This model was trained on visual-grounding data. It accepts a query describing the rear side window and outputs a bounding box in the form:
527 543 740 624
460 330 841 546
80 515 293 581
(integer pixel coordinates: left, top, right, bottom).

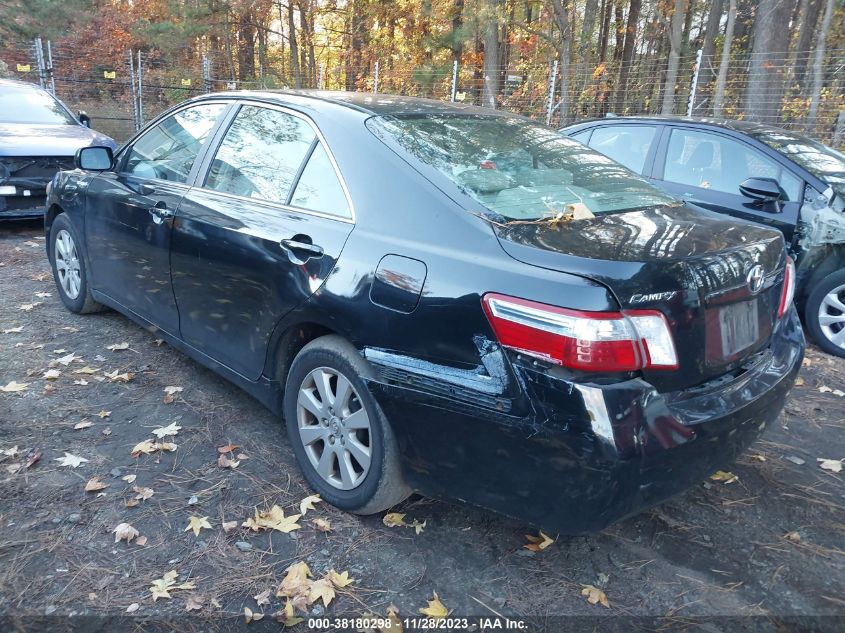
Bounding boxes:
205 105 316 203
124 103 226 183
290 143 351 218
588 125 656 174
664 128 802 201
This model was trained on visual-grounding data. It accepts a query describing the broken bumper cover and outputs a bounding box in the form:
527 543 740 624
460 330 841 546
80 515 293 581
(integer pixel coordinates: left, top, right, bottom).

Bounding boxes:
368 308 804 534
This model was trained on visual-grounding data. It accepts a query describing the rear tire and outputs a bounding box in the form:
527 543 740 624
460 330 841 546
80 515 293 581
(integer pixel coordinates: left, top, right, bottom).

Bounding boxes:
283 335 410 514
49 214 105 314
805 268 845 358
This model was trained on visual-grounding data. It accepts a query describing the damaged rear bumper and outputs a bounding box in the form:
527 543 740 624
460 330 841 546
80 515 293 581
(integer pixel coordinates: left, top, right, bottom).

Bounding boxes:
366 309 804 534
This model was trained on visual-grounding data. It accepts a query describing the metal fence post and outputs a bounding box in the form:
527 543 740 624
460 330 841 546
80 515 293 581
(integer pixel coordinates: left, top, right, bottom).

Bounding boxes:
545 60 559 126
373 61 379 94
137 50 144 127
687 48 703 117
34 38 46 89
450 60 458 102
318 63 325 90
833 111 845 149
46 40 56 95
129 50 139 131
202 54 212 93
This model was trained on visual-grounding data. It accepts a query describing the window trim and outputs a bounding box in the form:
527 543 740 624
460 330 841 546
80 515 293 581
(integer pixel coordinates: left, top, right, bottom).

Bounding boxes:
194 100 356 224
116 100 233 187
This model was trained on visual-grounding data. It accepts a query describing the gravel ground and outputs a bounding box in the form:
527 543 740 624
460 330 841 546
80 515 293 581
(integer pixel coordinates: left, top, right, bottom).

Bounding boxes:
1 221 843 633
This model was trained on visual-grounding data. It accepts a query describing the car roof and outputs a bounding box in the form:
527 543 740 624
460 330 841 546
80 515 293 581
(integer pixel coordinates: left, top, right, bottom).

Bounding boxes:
0 78 48 92
562 114 809 141
194 89 510 118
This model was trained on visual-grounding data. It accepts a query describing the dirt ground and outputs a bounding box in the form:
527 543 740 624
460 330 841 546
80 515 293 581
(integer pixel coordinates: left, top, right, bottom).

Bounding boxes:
1 221 844 633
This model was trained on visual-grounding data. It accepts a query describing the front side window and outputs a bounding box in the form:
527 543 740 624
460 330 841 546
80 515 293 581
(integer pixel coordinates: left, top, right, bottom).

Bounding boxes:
369 114 677 221
124 103 226 183
588 125 657 174
205 105 316 203
664 128 801 201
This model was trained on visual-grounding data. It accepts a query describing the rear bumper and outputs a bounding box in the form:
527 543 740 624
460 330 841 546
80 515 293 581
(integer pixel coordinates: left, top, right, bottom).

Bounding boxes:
368 308 804 534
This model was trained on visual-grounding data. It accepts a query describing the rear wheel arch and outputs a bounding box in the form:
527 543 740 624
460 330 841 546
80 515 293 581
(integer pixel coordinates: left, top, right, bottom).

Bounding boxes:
795 244 845 306
267 321 339 387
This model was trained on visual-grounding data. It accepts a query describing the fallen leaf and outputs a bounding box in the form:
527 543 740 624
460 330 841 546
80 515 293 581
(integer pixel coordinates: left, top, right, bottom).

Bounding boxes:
279 599 303 626
524 531 555 551
52 352 79 366
244 606 264 624
73 379 89 386
149 570 179 601
126 603 140 613
217 443 238 453
34 291 51 298
107 342 130 351
156 441 177 452
222 520 238 533
97 410 111 418
750 454 767 462
243 506 301 533
581 584 610 608
419 592 448 620
113 522 139 543
55 452 88 468
131 440 157 456
163 385 183 404
74 420 93 430
133 486 154 501
218 453 240 469
1 445 19 457
105 370 133 383
2 326 23 334
785 531 801 543
18 302 41 311
299 494 321 516
73 366 99 375
135 535 148 546
0 381 29 393
101 427 112 436
383 512 407 528
152 422 181 438
312 518 332 532
185 515 212 537
710 470 739 484
85 477 108 492
412 519 426 535
818 458 843 473
185 594 204 611
794 377 805 386
327 570 353 588
42 369 61 381
125 499 139 508
122 474 137 483
308 578 335 607
25 450 40 469
276 561 312 599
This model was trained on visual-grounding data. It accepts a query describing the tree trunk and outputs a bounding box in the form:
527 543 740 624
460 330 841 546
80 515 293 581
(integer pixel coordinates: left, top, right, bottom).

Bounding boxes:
612 0 624 62
712 0 736 117
346 0 366 90
451 0 465 63
744 0 797 123
805 0 835 132
237 8 256 82
794 0 823 89
287 1 301 88
549 0 572 123
481 0 501 108
576 0 600 105
661 0 685 114
614 0 641 113
598 0 612 63
695 0 722 113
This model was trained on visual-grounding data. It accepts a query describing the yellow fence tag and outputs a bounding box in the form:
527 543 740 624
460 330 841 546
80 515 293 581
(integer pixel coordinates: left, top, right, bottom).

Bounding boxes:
103 70 116 80
16 64 31 72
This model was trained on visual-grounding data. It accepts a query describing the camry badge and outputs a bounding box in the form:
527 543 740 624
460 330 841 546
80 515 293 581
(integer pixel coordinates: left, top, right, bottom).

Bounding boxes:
746 264 765 294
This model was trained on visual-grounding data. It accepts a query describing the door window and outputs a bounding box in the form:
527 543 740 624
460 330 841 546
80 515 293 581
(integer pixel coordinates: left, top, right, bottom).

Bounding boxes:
664 128 801 201
123 103 226 183
205 105 316 204
290 143 351 218
588 125 657 173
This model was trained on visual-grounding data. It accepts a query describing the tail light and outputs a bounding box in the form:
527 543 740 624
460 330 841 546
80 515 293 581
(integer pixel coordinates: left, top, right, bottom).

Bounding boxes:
482 293 678 372
777 257 796 319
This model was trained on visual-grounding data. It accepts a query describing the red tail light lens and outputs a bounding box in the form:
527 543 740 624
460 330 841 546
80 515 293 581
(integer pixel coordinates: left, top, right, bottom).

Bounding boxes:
482 293 678 372
777 257 796 319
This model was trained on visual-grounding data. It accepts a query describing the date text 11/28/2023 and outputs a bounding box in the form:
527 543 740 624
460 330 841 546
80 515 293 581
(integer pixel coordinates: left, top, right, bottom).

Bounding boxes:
306 616 529 630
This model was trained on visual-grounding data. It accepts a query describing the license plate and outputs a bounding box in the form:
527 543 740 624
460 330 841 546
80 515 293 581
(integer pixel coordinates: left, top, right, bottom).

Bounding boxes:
719 300 760 357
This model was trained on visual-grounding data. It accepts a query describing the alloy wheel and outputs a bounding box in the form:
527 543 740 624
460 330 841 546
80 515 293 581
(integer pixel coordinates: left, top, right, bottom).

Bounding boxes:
818 284 845 349
296 366 372 490
54 229 82 300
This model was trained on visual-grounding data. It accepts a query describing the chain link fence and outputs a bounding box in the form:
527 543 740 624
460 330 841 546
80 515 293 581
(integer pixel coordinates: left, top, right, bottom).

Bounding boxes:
3 38 844 149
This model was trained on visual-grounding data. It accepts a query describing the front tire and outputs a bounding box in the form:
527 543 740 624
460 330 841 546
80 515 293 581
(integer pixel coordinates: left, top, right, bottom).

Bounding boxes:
805 268 845 358
49 214 104 314
283 335 410 514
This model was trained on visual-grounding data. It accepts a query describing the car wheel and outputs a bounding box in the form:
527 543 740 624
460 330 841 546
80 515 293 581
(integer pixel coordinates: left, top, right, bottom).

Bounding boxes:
49 214 104 314
283 335 410 514
805 268 845 358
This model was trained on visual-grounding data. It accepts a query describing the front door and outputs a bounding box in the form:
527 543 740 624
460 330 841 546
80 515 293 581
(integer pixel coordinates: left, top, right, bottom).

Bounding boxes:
171 103 355 379
84 102 228 333
655 127 803 243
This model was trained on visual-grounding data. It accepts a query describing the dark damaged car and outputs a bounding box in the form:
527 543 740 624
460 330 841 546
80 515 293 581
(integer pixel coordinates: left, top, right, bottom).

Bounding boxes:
0 79 116 219
44 92 803 533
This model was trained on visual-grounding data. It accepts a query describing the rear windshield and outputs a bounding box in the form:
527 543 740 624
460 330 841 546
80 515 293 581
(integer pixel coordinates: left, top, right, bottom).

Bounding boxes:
372 114 677 220
752 129 845 198
0 85 76 125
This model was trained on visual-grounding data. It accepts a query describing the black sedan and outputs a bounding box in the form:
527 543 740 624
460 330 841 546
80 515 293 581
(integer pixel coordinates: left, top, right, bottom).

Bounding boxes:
45 92 803 533
561 116 845 358
0 79 116 220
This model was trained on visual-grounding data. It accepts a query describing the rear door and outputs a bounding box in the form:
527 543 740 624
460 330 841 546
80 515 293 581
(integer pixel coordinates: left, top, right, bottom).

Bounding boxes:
84 102 228 333
654 126 803 242
170 102 354 379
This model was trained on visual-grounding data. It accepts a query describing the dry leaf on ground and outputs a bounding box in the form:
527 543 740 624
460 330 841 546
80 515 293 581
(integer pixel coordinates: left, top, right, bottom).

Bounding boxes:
524 531 554 551
419 592 448 620
185 516 212 537
113 522 140 543
299 494 321 516
581 584 610 608
55 452 88 468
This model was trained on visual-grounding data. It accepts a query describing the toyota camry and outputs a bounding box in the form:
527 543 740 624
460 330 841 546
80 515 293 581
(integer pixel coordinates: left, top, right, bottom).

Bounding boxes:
44 91 804 533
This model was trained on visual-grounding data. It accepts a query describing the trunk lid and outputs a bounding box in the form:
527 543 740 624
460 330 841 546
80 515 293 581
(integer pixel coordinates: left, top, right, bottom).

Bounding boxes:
494 205 786 392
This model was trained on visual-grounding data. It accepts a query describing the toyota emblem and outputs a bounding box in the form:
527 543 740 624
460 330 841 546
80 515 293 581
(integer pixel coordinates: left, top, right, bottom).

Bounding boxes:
746 264 765 294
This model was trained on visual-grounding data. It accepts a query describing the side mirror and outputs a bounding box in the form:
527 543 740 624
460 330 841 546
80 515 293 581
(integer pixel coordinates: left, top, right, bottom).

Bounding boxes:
739 177 782 204
75 146 114 171
78 111 91 127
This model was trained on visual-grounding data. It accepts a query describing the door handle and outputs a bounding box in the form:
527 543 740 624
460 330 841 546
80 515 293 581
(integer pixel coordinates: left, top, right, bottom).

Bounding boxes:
280 235 324 262
149 201 173 224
